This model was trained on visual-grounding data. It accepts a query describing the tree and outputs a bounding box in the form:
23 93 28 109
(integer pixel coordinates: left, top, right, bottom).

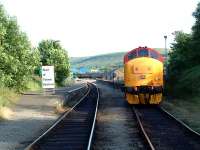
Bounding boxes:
167 2 200 95
168 31 192 78
0 5 39 91
191 2 200 65
38 40 70 85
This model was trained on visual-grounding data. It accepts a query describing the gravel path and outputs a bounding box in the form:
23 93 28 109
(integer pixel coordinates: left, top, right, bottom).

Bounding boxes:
93 82 146 150
0 83 85 150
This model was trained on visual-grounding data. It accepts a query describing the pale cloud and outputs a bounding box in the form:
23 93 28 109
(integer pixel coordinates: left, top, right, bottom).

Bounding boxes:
1 0 198 57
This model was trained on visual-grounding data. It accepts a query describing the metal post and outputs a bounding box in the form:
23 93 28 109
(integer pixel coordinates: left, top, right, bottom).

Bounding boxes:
164 35 167 62
164 35 168 80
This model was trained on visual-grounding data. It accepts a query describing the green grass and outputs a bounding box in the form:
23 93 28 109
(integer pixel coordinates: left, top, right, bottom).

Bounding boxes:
63 78 75 86
26 76 75 90
163 65 200 133
26 76 42 92
0 87 19 106
162 96 200 133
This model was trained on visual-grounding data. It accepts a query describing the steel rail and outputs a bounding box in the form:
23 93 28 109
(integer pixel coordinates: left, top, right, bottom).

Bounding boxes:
87 83 100 150
67 84 87 93
132 107 155 150
24 83 91 150
133 105 200 150
54 83 87 93
160 106 200 137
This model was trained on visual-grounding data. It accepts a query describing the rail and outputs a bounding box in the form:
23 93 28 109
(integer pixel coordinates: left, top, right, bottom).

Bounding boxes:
160 107 200 137
25 82 99 150
67 84 86 93
132 107 155 150
87 83 100 150
133 105 200 150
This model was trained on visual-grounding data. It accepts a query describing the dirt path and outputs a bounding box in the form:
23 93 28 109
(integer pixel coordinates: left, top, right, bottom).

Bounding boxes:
93 82 146 150
0 83 85 150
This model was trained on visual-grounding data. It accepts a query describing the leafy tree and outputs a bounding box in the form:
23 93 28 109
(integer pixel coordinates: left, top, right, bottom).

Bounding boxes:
167 2 200 96
168 2 200 80
191 2 200 65
38 40 70 85
0 4 39 91
168 31 192 81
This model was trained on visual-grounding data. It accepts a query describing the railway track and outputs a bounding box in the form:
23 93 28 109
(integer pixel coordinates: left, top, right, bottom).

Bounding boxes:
133 105 200 150
25 82 99 150
97 80 200 149
93 81 147 150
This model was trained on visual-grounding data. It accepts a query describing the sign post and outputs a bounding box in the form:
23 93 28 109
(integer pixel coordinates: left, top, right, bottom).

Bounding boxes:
42 66 55 94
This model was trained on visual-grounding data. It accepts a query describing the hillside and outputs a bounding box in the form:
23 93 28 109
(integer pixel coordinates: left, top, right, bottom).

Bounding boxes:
70 52 126 70
70 48 167 71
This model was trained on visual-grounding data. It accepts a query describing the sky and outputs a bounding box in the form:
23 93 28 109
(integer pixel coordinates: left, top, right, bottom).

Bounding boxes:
0 0 199 57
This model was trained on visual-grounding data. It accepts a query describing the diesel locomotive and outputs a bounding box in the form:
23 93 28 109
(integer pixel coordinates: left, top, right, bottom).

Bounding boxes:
124 47 164 104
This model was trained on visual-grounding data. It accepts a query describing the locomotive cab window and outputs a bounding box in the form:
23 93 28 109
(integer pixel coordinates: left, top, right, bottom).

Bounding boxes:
128 51 137 60
150 50 158 59
138 49 149 57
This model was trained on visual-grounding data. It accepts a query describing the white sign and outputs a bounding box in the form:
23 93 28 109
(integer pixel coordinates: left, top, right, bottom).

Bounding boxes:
42 66 55 88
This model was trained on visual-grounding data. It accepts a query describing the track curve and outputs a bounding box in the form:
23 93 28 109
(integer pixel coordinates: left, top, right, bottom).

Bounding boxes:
25 83 99 150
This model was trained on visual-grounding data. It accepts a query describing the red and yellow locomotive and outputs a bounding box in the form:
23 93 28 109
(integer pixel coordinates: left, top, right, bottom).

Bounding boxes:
124 47 164 104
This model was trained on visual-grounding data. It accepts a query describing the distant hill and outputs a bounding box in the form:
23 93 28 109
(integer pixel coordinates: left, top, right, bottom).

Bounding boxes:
70 48 168 71
70 52 126 70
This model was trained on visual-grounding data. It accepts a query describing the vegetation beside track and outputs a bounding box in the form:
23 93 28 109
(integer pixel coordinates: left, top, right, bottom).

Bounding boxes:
26 76 42 92
163 3 200 131
0 4 71 118
162 98 200 133
167 2 200 97
0 88 19 106
0 87 19 119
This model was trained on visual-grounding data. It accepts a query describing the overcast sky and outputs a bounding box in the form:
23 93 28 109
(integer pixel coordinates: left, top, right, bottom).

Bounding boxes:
1 0 199 57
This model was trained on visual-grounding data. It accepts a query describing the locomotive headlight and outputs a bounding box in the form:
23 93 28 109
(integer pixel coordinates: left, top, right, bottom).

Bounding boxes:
140 75 146 79
155 77 160 81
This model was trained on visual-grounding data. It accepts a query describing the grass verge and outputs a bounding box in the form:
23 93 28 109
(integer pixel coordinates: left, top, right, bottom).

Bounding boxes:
162 96 200 133
26 76 42 92
0 87 19 119
64 78 75 86
164 65 200 133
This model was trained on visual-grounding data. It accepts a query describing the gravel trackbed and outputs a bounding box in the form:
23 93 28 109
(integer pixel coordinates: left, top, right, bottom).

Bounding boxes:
0 83 85 150
93 82 146 150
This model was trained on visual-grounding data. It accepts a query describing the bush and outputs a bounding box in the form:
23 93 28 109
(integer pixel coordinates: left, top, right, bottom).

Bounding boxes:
26 76 42 91
63 78 75 86
0 87 19 106
0 5 40 91
37 40 70 85
174 65 200 95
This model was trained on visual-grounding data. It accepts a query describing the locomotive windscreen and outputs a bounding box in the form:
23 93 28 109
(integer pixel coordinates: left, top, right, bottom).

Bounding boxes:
150 50 158 59
138 49 148 57
128 51 137 60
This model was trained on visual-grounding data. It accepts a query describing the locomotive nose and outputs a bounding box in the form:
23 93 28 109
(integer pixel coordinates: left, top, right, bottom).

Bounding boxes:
133 65 153 74
131 64 154 86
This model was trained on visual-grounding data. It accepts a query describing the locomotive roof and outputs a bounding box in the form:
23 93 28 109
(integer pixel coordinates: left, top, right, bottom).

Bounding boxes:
124 47 164 64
